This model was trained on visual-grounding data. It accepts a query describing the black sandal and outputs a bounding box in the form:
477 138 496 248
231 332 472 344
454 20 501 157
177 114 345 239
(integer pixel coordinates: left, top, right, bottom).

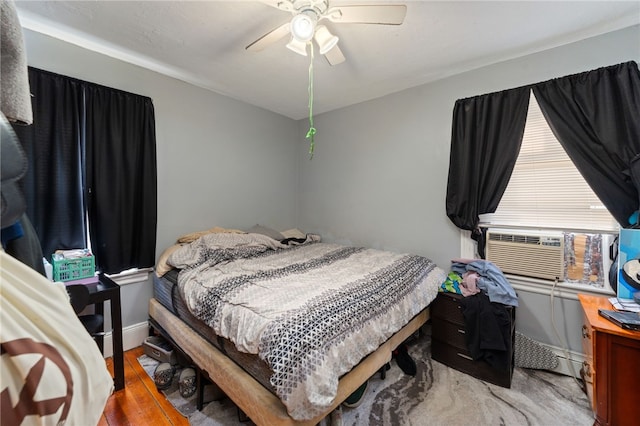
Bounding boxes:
393 344 417 376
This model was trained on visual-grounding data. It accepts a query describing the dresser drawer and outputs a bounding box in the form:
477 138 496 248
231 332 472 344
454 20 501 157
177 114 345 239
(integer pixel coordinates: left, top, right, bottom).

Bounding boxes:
579 310 596 412
431 292 465 325
431 291 515 388
580 321 595 384
431 317 467 350
432 339 513 388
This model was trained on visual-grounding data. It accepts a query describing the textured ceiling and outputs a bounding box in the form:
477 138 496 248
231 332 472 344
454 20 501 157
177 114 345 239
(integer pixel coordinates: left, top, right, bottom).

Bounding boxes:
15 0 640 120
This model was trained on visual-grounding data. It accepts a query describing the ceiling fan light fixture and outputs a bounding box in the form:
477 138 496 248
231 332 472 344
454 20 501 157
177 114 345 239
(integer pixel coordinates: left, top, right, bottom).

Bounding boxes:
290 12 316 42
286 37 308 56
314 25 339 55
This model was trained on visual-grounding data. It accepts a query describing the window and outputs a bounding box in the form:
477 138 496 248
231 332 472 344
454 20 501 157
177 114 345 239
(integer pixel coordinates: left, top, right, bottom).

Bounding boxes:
479 91 620 233
479 91 618 290
447 62 639 292
13 68 157 275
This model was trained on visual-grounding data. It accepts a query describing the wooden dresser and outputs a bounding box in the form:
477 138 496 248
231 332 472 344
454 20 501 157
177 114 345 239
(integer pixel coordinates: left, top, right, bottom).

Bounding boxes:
578 294 640 426
431 291 515 388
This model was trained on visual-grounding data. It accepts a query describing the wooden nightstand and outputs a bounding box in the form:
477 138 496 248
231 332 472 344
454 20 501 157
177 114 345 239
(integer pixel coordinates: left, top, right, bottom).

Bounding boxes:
431 291 515 388
578 294 640 426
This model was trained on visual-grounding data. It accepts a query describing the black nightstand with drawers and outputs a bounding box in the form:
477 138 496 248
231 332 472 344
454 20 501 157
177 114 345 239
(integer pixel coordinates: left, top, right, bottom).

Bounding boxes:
430 291 515 388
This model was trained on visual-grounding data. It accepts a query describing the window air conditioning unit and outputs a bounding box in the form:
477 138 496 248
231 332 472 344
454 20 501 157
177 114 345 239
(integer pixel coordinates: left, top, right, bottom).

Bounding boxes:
486 229 565 281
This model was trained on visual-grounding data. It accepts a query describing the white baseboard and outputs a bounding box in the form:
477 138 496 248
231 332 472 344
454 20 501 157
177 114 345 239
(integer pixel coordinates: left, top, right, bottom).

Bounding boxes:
102 321 149 358
540 343 585 378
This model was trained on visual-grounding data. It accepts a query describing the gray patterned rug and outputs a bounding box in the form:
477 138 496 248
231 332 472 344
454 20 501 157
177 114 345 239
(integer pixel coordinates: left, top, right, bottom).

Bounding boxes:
138 330 594 426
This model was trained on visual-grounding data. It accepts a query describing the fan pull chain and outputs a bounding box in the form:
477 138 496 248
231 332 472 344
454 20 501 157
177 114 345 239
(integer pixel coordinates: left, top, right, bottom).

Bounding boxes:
306 42 316 160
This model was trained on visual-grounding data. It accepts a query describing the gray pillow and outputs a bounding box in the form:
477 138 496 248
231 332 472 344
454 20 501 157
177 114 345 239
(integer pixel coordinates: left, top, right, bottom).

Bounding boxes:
246 224 284 241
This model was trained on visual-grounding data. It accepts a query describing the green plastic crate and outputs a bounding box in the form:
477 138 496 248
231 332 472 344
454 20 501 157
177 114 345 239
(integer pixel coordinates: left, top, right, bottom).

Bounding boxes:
52 255 95 282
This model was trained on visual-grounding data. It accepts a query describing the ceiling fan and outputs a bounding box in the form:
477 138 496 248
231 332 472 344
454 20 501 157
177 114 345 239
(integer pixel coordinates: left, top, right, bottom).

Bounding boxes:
246 0 407 65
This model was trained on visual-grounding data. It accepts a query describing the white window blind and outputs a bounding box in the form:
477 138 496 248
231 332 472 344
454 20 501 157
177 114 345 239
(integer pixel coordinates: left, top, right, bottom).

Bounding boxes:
480 91 620 232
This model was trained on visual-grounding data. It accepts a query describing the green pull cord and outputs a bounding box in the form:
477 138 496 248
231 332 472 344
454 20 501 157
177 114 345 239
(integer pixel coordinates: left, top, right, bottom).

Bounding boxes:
306 42 316 160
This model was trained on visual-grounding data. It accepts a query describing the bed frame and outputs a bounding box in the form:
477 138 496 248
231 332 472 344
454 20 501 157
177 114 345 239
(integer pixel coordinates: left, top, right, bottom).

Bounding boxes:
148 297 430 425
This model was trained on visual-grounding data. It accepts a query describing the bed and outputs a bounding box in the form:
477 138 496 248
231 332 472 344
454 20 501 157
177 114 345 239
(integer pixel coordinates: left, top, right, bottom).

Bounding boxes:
149 230 446 425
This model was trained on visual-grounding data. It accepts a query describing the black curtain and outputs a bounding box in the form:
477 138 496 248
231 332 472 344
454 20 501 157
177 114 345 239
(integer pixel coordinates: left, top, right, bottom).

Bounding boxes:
532 61 640 227
85 85 157 274
445 87 530 237
12 68 86 258
14 67 157 273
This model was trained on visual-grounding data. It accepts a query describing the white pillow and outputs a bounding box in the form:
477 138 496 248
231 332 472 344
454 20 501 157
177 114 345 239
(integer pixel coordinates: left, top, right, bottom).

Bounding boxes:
281 228 306 239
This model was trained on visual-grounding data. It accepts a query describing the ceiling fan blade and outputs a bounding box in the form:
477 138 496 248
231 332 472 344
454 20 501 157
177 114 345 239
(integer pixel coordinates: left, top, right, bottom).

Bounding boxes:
246 22 290 52
259 0 294 13
324 44 346 66
325 5 407 25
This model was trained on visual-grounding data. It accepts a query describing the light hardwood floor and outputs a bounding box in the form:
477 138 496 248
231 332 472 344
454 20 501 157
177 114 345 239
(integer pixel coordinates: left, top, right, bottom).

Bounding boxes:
99 347 188 426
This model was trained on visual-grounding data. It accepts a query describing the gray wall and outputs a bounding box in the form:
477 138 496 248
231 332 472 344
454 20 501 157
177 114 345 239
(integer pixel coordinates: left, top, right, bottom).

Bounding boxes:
297 25 640 353
21 30 299 328
297 25 639 269
20 24 640 354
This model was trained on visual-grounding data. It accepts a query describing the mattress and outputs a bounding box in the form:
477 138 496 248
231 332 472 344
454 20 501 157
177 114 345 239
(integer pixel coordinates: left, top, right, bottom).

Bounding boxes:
153 271 274 391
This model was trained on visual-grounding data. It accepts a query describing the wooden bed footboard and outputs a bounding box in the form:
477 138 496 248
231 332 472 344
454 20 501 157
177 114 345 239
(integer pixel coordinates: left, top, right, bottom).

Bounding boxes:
148 298 429 426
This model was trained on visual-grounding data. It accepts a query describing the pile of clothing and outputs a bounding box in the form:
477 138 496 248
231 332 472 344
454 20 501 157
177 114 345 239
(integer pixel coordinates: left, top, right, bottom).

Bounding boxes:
440 258 518 372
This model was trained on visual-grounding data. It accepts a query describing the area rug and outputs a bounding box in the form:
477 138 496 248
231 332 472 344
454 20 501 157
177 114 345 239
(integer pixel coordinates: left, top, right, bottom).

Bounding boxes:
138 330 594 426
